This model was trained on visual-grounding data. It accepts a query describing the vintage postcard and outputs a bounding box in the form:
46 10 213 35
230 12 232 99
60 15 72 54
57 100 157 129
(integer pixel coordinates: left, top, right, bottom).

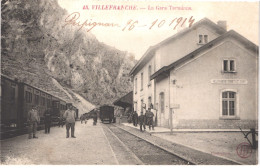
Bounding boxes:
1 0 259 165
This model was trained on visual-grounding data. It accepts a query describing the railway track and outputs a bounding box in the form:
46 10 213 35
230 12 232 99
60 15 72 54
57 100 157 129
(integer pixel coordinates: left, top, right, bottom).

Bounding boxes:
105 124 194 165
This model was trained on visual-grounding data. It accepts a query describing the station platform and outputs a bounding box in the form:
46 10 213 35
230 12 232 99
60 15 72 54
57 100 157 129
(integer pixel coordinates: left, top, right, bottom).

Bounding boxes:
122 123 252 133
121 123 258 165
1 121 118 165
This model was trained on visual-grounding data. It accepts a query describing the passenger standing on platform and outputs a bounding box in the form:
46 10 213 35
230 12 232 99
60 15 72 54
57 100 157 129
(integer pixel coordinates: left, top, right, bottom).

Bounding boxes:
93 111 97 125
151 108 156 130
28 106 40 139
80 114 87 124
132 111 138 127
80 114 84 124
146 108 154 130
63 104 76 138
138 112 146 132
44 108 52 134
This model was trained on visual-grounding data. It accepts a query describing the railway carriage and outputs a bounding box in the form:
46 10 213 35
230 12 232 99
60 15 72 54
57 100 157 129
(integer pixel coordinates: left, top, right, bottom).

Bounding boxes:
1 75 20 129
1 75 79 131
1 74 80 138
100 105 115 123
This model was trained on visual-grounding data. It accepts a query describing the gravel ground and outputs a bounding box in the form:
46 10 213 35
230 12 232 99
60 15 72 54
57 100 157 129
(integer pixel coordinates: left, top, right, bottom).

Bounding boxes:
156 132 258 165
1 121 118 165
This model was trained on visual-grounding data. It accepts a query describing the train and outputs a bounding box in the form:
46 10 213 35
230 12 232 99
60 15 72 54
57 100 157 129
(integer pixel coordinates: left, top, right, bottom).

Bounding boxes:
99 105 115 123
80 105 115 124
0 75 79 136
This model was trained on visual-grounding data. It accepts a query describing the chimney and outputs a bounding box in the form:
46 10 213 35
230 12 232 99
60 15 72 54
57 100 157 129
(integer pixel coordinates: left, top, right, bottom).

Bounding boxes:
217 20 227 31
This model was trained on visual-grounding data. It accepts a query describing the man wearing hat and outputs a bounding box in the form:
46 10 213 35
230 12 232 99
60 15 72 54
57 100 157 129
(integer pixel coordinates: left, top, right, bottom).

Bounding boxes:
146 108 154 131
27 105 40 139
63 104 76 138
132 111 138 127
44 107 52 134
138 111 146 132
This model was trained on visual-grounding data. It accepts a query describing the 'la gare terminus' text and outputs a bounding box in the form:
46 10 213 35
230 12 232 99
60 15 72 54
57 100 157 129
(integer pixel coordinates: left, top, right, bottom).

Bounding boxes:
63 12 195 32
83 5 192 10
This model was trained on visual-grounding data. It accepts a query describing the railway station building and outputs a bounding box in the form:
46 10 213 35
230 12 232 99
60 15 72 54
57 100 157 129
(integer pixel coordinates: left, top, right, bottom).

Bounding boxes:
129 18 258 129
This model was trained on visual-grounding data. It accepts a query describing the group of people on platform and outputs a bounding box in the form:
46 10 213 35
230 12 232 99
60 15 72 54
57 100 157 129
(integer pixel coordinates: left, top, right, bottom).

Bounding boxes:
79 112 98 126
131 107 155 132
27 104 155 139
27 104 77 139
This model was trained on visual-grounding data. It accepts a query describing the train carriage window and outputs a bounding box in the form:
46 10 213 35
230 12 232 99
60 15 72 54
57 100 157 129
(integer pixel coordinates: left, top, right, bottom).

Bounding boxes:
41 97 45 106
47 99 51 107
54 102 59 108
35 94 39 105
26 91 32 103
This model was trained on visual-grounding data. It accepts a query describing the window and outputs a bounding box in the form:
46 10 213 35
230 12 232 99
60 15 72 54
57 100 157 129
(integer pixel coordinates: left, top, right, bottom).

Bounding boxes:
198 34 208 44
26 91 32 103
223 59 236 72
41 97 45 106
148 65 152 86
135 77 137 94
141 73 143 91
199 35 203 44
222 91 236 116
47 99 51 107
35 94 39 105
204 35 208 43
55 102 59 108
53 102 58 108
230 60 235 71
159 92 165 113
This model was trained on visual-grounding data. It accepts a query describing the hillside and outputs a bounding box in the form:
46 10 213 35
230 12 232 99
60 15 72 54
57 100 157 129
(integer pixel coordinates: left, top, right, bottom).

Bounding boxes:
1 0 136 114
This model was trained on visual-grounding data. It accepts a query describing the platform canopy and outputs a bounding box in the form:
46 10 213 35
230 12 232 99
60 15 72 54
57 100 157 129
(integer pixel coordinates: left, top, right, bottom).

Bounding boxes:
113 91 133 109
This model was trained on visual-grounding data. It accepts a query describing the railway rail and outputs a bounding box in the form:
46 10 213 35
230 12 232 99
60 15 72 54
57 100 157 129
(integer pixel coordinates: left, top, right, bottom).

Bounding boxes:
105 124 195 165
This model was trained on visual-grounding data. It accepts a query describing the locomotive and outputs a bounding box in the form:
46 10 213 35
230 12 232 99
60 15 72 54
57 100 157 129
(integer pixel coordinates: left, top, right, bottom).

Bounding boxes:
1 75 79 136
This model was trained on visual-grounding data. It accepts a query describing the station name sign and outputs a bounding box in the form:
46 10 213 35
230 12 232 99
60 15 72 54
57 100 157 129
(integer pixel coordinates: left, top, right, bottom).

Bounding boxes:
211 79 248 85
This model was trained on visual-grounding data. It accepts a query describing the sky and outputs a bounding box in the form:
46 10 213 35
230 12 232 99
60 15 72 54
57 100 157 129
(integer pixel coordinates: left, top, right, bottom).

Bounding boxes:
58 0 259 60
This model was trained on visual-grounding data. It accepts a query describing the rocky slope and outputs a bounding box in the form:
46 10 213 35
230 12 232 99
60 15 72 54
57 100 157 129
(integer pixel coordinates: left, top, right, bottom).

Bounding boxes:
1 0 135 114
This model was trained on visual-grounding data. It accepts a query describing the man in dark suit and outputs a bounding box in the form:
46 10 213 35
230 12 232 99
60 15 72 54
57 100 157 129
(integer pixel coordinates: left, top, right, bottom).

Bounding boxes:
44 108 52 134
138 112 146 132
132 111 138 126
